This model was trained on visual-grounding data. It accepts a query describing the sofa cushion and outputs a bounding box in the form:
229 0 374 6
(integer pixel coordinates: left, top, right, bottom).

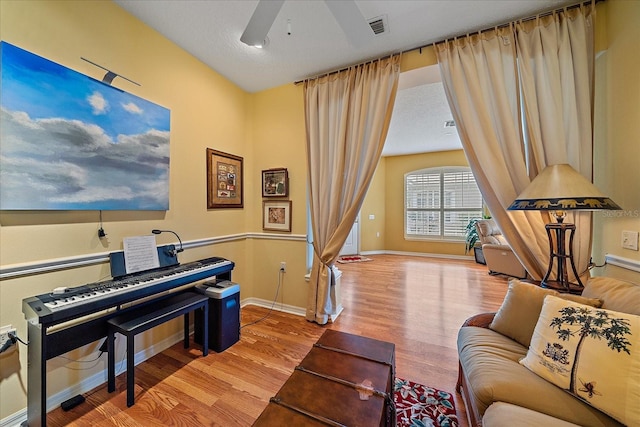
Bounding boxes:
483 402 582 427
582 276 640 315
489 279 602 347
520 295 640 426
458 326 622 426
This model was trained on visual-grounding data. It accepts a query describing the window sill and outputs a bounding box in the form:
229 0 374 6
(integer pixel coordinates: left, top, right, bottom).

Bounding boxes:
404 236 465 244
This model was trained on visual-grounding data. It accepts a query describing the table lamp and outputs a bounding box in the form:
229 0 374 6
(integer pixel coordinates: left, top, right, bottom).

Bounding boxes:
507 164 621 293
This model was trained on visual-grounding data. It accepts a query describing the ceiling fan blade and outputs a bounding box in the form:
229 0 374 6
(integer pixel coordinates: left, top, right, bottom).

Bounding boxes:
240 0 285 46
324 0 374 47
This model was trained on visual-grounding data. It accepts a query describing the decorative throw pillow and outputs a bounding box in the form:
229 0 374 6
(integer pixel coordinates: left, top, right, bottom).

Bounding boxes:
489 279 602 348
520 295 640 426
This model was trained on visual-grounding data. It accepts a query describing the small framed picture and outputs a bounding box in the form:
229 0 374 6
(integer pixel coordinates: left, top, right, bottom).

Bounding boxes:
262 168 289 198
207 148 243 209
263 200 292 232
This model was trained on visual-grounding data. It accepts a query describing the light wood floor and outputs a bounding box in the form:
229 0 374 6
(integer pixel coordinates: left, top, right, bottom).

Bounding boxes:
47 254 510 426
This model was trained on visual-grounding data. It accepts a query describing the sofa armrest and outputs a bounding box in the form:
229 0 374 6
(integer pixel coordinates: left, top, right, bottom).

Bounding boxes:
462 312 496 328
457 311 497 426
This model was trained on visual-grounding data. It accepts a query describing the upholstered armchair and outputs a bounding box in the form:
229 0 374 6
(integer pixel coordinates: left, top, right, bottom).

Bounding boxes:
475 219 527 279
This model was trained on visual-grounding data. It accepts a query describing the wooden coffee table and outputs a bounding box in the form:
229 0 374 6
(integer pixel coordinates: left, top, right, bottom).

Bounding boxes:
254 329 396 426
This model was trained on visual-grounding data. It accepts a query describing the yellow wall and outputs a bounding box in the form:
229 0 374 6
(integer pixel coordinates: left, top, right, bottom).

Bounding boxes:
1 0 638 421
382 150 471 256
360 159 387 252
0 0 253 419
592 0 640 282
0 1 318 418
247 83 309 307
401 46 437 73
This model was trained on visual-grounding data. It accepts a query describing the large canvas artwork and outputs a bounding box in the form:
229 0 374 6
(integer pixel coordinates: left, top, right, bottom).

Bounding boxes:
0 42 171 210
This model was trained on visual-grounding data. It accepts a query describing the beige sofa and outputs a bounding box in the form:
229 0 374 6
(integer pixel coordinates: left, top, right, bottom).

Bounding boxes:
457 277 640 427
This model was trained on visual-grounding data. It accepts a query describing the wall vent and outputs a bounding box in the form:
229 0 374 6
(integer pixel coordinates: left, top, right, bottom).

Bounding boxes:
444 120 456 128
368 15 388 35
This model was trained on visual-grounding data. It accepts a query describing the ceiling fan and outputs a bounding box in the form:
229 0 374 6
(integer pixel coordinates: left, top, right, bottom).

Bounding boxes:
240 0 374 48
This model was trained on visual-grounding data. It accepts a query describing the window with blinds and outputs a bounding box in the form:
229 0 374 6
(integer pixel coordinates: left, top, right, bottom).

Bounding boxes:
405 167 482 239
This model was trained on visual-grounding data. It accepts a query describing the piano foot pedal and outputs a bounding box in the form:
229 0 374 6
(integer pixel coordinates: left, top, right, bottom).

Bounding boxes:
61 394 85 411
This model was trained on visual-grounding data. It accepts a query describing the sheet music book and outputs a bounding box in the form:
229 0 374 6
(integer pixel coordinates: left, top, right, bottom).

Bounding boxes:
123 235 160 274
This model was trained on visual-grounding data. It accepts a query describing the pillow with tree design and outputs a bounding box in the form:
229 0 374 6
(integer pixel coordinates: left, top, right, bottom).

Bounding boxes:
520 295 639 426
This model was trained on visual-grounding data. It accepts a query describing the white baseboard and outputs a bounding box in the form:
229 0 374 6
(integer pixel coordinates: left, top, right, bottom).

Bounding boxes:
240 299 343 322
362 249 474 261
241 298 306 317
0 410 23 427
1 329 186 427
330 304 344 322
359 250 386 255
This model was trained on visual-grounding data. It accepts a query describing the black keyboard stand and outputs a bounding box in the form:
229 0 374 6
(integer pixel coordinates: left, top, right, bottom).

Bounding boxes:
22 255 233 427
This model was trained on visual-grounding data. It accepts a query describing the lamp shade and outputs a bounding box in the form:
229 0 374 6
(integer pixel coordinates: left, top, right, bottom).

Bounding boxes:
507 164 621 211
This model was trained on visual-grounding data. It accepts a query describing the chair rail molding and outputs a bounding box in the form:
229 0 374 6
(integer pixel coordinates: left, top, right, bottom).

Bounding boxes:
604 254 640 273
0 233 307 280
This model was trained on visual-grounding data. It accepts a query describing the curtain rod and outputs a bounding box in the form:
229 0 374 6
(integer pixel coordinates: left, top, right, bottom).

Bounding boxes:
294 0 601 85
430 0 601 47
294 53 400 85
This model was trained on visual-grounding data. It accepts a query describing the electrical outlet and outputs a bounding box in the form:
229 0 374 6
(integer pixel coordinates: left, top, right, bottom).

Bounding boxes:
0 325 17 348
622 230 639 251
280 262 286 272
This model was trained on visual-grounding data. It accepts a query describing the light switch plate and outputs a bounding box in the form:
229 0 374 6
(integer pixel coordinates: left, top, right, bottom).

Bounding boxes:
622 230 639 251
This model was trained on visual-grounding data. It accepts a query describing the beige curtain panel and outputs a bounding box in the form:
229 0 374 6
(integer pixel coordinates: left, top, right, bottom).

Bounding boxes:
436 3 595 282
516 6 595 279
303 55 400 325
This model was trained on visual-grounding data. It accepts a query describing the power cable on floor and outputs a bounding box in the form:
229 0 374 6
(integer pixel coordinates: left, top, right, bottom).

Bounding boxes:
241 269 284 329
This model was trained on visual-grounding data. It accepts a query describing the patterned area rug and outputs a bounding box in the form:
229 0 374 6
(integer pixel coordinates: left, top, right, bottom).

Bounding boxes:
395 378 458 427
336 255 373 264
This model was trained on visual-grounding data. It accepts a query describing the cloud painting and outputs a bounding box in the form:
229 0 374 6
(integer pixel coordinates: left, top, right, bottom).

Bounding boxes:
0 42 170 210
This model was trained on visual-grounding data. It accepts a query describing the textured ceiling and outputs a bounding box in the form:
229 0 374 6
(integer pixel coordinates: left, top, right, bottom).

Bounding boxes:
113 0 576 156
386 65 461 156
